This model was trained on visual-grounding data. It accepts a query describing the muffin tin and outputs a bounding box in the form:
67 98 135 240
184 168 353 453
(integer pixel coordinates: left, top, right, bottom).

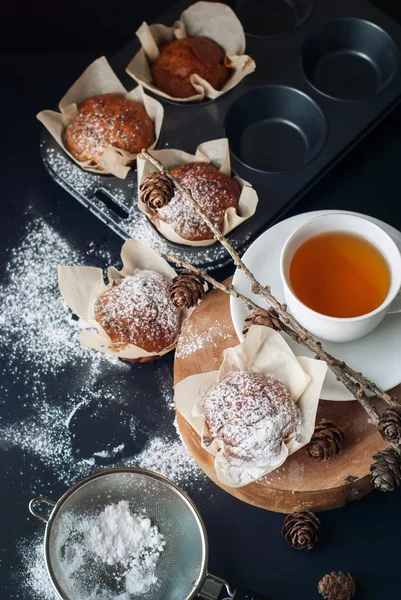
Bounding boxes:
41 0 401 269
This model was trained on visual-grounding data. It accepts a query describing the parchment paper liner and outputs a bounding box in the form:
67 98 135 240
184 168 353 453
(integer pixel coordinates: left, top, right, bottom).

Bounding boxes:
37 56 164 178
137 138 258 247
126 1 256 103
58 239 190 360
175 326 327 487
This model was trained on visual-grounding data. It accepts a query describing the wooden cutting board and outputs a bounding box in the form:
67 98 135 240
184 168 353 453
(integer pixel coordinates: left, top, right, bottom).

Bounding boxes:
174 278 398 513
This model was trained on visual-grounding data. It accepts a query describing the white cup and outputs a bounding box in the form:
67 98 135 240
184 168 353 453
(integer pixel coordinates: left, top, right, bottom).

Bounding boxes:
280 213 401 343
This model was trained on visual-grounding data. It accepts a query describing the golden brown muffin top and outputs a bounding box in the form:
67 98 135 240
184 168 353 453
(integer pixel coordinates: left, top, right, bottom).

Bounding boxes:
155 162 240 241
94 270 183 353
65 93 155 164
151 36 230 98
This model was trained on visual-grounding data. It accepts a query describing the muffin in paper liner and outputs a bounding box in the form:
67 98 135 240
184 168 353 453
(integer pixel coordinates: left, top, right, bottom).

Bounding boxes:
137 138 258 247
37 56 164 178
126 1 256 102
58 239 193 362
175 326 327 487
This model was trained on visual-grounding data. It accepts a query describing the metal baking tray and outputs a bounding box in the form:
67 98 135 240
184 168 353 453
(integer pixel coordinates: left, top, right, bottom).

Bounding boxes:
41 0 401 270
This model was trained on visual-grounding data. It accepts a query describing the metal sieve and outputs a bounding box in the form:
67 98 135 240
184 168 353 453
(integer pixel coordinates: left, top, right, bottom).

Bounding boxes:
29 467 274 600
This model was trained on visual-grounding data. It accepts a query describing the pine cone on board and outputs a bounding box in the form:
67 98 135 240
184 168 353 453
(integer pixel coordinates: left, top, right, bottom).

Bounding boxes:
281 511 321 550
169 271 205 309
307 419 345 462
378 407 401 443
370 448 401 492
318 571 356 600
140 171 175 210
242 308 282 336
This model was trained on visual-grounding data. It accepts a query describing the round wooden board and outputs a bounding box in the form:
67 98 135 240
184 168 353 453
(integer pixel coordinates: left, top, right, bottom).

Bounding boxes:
174 278 400 513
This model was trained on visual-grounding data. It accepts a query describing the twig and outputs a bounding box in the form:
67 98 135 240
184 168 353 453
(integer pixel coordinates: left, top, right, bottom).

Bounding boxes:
140 150 399 446
166 253 382 427
140 149 262 293
166 254 260 312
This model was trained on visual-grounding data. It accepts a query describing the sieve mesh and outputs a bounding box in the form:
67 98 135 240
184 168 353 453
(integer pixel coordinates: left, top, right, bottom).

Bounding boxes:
45 469 207 600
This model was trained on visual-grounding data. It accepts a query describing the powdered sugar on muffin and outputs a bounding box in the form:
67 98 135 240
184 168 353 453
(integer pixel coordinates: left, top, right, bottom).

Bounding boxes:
94 270 182 353
155 162 240 241
65 93 155 164
199 371 302 470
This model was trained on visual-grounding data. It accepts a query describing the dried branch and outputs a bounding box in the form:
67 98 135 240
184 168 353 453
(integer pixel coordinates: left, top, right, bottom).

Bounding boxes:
166 253 382 427
140 149 400 450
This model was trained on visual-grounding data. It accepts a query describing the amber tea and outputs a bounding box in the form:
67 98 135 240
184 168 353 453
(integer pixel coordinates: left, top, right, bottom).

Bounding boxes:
289 231 391 318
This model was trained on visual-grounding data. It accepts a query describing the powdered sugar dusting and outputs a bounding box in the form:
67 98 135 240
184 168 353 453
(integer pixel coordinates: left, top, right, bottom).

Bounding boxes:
129 437 204 484
65 94 154 163
175 316 232 359
157 162 240 241
0 218 120 381
199 371 302 479
0 217 205 599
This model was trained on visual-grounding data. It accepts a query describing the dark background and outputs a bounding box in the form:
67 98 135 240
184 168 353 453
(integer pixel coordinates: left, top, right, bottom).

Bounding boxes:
2 1 401 599
2 0 401 54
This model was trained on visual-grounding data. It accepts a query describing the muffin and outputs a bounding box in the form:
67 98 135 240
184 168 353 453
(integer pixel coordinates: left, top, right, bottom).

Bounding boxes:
152 162 240 241
94 269 183 353
151 36 230 98
199 370 302 467
65 93 155 164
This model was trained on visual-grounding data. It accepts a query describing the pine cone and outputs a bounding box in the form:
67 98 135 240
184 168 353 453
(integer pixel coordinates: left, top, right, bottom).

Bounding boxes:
169 271 205 309
281 511 321 550
370 448 401 492
242 308 282 336
318 571 356 600
378 407 401 443
307 419 345 462
140 172 175 210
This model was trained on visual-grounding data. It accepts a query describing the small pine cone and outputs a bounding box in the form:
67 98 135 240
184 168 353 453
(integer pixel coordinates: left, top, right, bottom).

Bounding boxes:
281 511 321 550
169 271 205 309
307 419 345 462
378 407 401 443
140 172 175 210
370 448 401 492
242 308 282 336
318 571 356 600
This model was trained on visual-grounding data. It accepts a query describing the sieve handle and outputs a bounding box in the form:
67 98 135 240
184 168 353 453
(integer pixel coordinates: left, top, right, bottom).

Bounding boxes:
29 496 56 523
232 589 275 600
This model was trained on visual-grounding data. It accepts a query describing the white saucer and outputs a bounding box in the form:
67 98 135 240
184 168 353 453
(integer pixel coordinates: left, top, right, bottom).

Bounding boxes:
230 210 401 401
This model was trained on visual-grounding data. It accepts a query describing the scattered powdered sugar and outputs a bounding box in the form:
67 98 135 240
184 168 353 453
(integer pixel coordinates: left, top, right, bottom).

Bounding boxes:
1 381 203 490
17 535 57 600
0 218 121 382
157 163 239 241
93 444 125 459
129 437 204 484
95 270 182 352
1 216 205 599
175 316 232 359
43 143 239 268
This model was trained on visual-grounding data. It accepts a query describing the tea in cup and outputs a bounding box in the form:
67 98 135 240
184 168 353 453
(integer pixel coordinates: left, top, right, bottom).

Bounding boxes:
280 213 401 343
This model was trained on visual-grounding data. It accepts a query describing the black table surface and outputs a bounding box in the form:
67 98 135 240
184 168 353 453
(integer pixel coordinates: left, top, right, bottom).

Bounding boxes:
2 4 401 599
